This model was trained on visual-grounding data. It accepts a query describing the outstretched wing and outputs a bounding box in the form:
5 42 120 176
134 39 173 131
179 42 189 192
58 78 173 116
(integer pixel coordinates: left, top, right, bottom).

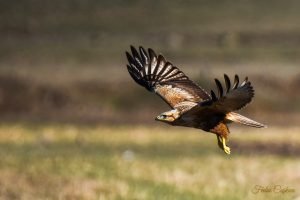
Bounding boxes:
183 74 254 116
126 46 211 110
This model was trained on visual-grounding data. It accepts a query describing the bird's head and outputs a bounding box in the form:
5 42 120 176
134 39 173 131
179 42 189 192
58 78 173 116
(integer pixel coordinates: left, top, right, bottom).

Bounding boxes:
155 110 180 123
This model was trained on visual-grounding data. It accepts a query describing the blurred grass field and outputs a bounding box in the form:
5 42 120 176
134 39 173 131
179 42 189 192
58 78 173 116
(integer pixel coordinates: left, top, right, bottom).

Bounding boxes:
0 123 299 200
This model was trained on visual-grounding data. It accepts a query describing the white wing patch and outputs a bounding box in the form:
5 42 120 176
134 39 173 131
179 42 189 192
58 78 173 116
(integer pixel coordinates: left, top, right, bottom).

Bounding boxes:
154 84 198 108
174 101 198 113
170 86 195 100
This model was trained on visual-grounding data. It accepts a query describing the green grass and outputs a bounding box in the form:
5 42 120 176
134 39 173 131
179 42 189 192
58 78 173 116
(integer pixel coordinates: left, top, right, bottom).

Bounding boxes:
0 124 299 199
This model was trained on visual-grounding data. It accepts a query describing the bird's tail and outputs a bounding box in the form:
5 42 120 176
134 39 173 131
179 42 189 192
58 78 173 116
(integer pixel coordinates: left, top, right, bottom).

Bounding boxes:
226 112 267 128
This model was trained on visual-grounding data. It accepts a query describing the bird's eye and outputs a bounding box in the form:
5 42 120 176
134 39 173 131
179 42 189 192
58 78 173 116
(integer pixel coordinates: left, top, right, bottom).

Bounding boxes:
161 114 167 119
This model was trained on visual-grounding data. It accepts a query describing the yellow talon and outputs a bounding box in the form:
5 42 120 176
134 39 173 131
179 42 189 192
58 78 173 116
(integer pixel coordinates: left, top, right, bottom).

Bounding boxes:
217 136 231 155
223 145 231 155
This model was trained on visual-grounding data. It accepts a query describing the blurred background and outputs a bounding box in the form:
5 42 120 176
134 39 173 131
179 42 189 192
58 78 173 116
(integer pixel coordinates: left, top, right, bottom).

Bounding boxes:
0 1 299 199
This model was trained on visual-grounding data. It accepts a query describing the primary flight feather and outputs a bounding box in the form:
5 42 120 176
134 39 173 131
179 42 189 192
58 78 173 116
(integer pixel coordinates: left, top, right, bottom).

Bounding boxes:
126 46 266 154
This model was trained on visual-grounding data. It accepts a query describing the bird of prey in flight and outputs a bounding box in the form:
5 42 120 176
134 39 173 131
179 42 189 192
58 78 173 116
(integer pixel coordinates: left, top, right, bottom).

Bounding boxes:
126 46 266 154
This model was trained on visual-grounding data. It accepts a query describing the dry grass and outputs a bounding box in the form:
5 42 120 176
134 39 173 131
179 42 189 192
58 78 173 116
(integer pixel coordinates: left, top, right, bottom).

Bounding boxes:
0 124 299 199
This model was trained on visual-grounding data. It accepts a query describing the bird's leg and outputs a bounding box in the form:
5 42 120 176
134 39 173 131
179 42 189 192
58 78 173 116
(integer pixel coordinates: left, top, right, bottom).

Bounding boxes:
217 135 231 155
217 135 223 149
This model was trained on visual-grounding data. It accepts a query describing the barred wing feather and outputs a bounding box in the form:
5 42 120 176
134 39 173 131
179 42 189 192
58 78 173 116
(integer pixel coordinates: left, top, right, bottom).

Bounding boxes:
126 46 211 109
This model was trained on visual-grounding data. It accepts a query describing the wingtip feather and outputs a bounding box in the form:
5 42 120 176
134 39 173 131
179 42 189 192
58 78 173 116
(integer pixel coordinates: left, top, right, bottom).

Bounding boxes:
233 74 239 89
214 78 223 98
126 52 134 64
224 74 231 93
211 90 217 101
